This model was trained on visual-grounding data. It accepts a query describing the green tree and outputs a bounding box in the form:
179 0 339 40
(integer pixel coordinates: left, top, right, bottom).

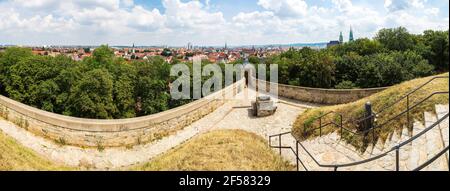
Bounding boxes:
91 45 114 67
375 27 415 51
65 69 117 119
332 38 384 56
422 30 449 71
161 48 172 57
248 56 260 65
335 52 364 83
134 57 171 116
0 47 33 94
6 55 60 110
109 63 137 118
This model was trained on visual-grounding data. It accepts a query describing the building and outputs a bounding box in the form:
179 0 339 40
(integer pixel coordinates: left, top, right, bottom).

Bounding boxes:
327 41 340 48
339 32 344 44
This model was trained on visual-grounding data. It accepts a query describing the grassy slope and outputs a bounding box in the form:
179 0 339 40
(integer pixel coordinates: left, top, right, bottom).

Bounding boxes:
132 130 294 171
1 129 292 171
293 73 449 152
0 130 74 171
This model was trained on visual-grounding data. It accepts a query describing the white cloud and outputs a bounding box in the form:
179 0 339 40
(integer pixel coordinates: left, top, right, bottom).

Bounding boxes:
425 7 440 16
121 0 134 7
0 0 448 46
384 0 427 12
162 0 225 31
257 0 308 17
332 0 353 12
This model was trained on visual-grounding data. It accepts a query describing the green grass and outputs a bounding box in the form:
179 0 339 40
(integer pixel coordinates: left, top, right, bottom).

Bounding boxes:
0 130 75 171
131 130 294 171
293 73 449 152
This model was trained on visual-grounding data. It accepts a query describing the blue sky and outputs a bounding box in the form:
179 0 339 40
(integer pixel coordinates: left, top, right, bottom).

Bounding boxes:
0 0 448 46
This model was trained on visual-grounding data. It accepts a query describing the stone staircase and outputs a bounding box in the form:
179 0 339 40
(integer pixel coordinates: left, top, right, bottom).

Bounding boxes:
276 104 449 171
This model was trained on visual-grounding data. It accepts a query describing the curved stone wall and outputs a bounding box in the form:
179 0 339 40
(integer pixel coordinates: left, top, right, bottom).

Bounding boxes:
249 79 388 105
0 79 245 148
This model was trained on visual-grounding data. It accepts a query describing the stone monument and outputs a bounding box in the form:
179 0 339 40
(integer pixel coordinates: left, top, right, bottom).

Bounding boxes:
252 95 277 117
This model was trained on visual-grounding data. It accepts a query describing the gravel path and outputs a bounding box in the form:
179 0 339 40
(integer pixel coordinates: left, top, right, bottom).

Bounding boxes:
0 88 314 170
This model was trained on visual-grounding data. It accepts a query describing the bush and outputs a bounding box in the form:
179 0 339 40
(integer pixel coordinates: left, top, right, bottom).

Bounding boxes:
335 81 357 89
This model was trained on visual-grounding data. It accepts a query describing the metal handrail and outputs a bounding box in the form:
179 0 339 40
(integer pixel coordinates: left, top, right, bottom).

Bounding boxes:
270 76 449 171
377 76 449 114
270 113 449 171
303 92 449 154
413 146 449 171
304 76 449 136
303 91 449 143
269 132 308 171
355 76 449 124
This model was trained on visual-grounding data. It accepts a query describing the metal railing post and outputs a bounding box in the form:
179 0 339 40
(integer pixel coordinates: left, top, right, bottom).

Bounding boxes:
396 147 400 171
365 102 373 130
296 141 299 171
340 115 343 138
319 118 322 137
279 134 282 156
407 96 410 129
303 124 307 138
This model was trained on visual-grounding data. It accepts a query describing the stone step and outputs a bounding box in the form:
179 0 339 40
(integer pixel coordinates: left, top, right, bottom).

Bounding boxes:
378 130 400 171
323 138 363 162
423 112 447 171
399 126 413 171
297 133 361 171
407 120 428 170
435 104 449 170
362 143 374 158
371 137 386 156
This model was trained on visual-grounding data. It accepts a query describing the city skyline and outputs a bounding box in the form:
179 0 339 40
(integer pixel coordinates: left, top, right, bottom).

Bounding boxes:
0 0 448 46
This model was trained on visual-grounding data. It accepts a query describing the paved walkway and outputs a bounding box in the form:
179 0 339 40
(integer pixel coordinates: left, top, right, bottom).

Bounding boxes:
0 88 315 170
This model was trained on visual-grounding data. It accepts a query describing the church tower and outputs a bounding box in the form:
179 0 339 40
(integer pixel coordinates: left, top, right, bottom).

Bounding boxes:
339 31 344 44
349 27 354 42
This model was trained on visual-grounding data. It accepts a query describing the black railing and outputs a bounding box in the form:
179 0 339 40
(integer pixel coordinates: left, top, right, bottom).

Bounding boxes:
354 76 449 129
269 132 308 171
269 113 449 171
302 76 449 144
269 76 449 171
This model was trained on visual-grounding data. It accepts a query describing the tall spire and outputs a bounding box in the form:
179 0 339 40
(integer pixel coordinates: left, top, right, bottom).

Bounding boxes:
339 31 344 44
349 27 354 42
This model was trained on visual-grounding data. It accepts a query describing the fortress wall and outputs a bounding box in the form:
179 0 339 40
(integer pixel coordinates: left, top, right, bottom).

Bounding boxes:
249 78 388 105
0 79 245 148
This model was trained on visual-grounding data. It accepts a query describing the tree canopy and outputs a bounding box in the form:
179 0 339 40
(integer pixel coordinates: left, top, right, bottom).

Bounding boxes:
0 46 175 119
271 27 447 89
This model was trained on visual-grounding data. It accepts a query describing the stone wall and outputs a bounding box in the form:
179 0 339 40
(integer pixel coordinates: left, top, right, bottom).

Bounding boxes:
249 78 388 105
0 79 245 148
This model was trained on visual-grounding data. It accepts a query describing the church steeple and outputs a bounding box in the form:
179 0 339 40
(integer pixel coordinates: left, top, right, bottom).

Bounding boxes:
339 31 344 44
349 27 354 42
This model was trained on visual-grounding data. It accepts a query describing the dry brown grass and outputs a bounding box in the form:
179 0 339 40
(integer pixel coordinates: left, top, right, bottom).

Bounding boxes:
132 129 295 171
0 130 75 171
1 128 292 171
293 73 449 152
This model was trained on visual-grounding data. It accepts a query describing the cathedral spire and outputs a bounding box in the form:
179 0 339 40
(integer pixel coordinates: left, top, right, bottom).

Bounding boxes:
339 31 344 44
349 27 354 42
